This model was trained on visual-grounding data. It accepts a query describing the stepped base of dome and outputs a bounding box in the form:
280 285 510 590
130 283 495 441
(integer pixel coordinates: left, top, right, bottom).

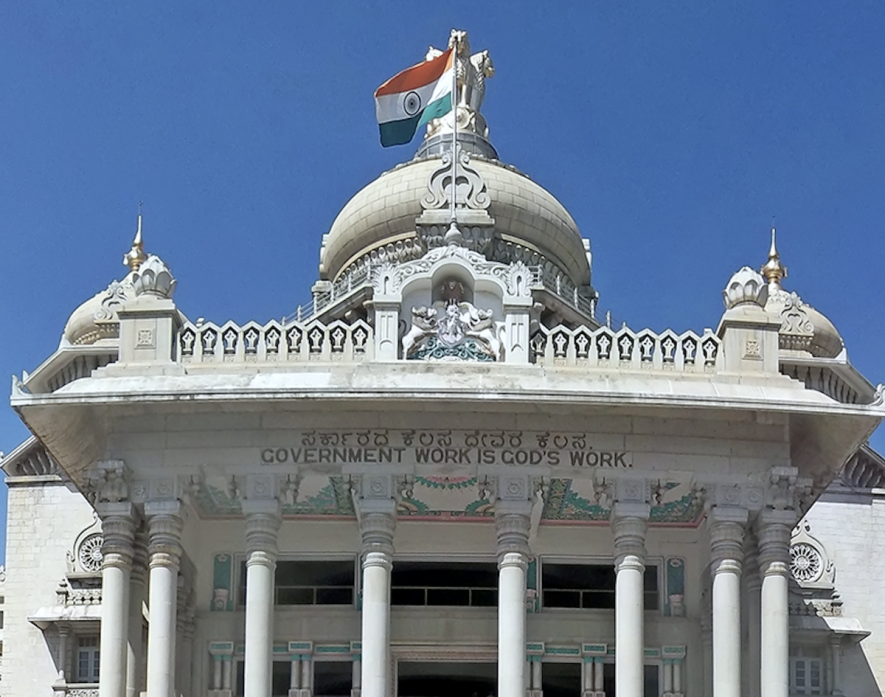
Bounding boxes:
414 132 498 160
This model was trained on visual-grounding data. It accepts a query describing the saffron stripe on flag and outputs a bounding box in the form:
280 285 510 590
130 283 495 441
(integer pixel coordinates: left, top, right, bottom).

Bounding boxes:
374 49 454 97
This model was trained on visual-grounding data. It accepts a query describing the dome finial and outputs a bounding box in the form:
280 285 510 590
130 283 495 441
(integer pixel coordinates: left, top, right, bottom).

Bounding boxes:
123 202 148 272
761 226 787 288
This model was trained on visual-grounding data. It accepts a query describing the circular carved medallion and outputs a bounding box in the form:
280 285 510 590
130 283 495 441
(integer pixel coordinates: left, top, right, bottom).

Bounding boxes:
78 533 104 573
790 542 823 583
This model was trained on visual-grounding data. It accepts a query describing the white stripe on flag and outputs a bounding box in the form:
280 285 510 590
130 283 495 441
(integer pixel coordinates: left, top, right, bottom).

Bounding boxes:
374 68 453 125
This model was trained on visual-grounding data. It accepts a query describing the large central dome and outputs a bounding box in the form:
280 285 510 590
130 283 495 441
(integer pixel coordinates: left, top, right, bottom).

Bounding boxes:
319 152 592 290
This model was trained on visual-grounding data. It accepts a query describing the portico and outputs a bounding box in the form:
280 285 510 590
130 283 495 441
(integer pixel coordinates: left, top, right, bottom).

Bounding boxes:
7 28 883 697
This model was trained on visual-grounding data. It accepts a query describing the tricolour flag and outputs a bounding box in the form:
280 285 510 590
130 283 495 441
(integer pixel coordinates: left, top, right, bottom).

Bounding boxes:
374 48 454 147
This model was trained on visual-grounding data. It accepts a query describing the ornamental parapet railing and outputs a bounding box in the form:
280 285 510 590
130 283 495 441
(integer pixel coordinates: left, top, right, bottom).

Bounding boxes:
178 318 374 364
284 263 603 325
530 325 723 372
56 578 102 607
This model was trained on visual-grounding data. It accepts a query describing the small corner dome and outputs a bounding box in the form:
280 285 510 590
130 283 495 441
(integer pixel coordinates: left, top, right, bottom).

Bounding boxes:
764 287 844 358
63 277 136 346
319 156 590 287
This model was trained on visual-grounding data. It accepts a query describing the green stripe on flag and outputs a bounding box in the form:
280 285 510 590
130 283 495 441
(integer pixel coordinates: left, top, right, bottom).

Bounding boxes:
378 93 453 148
418 93 453 128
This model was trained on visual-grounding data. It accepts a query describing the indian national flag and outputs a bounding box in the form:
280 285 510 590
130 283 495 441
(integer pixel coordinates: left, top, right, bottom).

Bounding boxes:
374 48 454 147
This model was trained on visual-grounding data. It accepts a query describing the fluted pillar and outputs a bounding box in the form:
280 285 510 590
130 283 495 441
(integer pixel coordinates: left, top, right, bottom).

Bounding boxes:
127 527 148 697
98 503 137 697
757 510 793 697
359 505 396 697
709 507 746 697
743 532 762 697
145 500 184 697
243 500 282 697
495 504 532 697
611 502 650 697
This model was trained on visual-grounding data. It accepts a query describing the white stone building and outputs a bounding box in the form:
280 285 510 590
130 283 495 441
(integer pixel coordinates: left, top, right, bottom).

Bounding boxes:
2 30 885 697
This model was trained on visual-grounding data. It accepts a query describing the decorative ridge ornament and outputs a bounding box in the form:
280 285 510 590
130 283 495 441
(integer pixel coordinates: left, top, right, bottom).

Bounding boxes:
760 227 787 288
123 205 148 272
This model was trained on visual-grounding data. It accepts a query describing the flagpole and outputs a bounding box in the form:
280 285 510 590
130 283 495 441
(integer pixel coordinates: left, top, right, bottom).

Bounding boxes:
450 38 458 225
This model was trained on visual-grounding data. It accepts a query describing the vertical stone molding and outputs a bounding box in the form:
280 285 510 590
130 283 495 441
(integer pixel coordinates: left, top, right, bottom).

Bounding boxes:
756 509 795 697
708 506 747 697
145 500 184 697
127 526 149 697
743 532 762 697
495 504 531 697
359 504 396 697
208 641 235 697
610 501 650 697
97 501 137 697
243 499 282 697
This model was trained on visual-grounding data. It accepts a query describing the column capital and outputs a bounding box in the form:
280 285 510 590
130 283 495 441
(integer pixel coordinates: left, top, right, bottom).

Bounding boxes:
495 506 531 563
145 499 184 569
708 506 747 572
97 502 138 571
610 503 649 569
359 507 396 561
755 508 794 576
244 501 281 563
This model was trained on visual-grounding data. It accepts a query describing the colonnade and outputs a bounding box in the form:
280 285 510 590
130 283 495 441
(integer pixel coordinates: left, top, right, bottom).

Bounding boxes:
97 494 797 697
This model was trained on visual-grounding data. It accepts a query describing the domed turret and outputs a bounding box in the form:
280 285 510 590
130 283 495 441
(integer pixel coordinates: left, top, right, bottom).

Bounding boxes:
761 229 844 358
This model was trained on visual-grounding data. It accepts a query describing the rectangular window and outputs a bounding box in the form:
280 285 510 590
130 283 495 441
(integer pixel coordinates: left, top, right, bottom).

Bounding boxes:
76 636 100 683
240 559 356 606
391 561 498 607
314 661 354 697
790 656 824 695
541 562 659 610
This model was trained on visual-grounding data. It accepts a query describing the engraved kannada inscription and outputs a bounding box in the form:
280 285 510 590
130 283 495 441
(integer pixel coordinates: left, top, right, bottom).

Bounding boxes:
260 429 631 468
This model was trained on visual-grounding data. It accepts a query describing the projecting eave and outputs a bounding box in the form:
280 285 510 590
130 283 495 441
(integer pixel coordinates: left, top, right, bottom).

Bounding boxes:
12 361 883 490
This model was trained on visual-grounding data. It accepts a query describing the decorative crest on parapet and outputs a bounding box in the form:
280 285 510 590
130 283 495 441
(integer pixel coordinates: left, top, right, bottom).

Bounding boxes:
422 145 490 211
132 254 176 298
723 266 768 309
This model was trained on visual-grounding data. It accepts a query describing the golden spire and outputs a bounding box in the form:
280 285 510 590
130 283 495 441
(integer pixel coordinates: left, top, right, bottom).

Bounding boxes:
122 203 148 272
760 226 787 287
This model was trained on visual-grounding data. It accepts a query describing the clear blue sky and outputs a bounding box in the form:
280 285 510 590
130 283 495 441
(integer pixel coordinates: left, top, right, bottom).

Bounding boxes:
2 2 884 561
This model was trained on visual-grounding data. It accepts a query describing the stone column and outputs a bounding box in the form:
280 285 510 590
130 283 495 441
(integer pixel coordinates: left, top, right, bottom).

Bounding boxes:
709 507 746 697
743 533 762 697
127 527 149 697
829 636 843 695
97 502 137 697
360 505 396 697
145 500 184 697
611 501 650 697
352 653 362 697
757 510 794 697
243 500 282 697
495 505 531 697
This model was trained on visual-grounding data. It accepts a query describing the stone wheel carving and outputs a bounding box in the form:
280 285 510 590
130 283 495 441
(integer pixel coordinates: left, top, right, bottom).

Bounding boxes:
78 533 104 573
790 542 823 583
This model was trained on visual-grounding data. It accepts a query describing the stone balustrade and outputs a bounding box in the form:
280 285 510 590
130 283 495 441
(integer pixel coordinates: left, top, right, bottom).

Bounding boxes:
531 324 723 372
178 318 374 364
